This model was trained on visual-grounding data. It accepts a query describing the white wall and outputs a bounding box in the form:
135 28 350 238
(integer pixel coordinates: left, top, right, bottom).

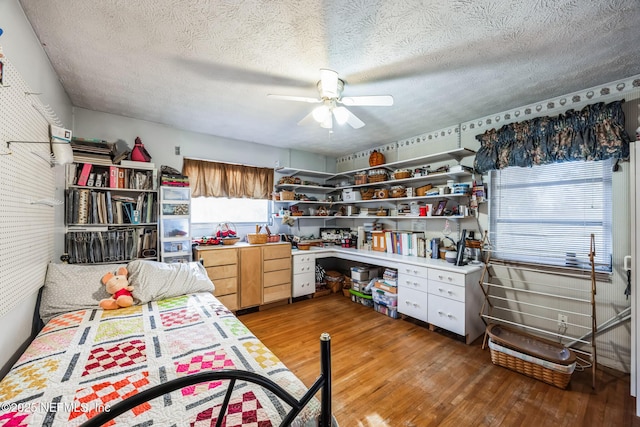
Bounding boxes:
0 0 73 373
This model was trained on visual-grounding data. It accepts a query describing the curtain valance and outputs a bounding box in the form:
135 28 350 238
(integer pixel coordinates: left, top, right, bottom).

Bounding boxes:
182 158 274 199
473 100 631 174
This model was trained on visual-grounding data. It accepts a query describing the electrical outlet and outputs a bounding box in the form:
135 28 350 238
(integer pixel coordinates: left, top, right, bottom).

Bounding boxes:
558 314 568 326
175 146 181 155
274 160 280 168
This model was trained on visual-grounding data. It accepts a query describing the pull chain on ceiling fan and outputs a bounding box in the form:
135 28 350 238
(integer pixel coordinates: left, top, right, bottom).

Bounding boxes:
268 69 393 130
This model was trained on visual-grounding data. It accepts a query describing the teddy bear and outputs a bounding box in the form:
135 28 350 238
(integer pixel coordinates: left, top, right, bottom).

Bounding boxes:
99 266 134 310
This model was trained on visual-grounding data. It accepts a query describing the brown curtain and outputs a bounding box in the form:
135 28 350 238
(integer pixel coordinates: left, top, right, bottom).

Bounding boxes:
182 158 274 199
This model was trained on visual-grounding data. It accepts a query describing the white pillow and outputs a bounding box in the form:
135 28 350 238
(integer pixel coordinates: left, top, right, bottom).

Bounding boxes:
127 260 214 303
40 263 127 324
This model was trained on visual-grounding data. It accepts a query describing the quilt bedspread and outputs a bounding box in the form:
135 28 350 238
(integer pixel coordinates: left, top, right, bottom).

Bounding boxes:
0 293 320 426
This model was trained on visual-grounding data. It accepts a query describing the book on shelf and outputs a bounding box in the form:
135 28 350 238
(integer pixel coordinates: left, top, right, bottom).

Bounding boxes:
120 160 155 170
77 163 93 186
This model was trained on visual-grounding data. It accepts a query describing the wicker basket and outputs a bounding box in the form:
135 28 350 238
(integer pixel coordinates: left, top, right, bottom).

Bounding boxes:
280 190 295 200
393 170 412 180
374 188 389 199
247 233 268 244
486 323 576 389
354 173 368 185
389 186 406 198
415 184 433 196
488 339 574 389
221 237 240 245
360 188 375 200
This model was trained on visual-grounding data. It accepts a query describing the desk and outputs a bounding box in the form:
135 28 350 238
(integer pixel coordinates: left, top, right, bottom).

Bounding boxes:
293 246 485 344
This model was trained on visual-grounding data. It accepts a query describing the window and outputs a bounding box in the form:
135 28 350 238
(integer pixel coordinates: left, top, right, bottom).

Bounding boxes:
488 159 612 272
191 197 270 224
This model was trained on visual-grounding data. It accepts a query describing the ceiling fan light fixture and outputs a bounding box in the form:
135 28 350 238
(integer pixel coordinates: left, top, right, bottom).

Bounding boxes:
333 106 349 125
319 68 339 98
312 105 330 123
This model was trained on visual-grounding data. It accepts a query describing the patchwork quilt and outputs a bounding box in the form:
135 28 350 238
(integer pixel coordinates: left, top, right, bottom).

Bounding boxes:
0 293 321 426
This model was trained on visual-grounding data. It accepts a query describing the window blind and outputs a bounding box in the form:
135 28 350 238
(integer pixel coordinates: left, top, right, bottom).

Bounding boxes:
489 159 612 272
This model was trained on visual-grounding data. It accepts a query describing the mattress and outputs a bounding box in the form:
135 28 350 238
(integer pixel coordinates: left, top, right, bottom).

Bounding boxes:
0 292 321 426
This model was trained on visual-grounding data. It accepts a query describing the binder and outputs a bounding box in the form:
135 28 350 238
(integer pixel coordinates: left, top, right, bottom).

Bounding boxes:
77 189 90 224
106 191 113 224
109 166 118 188
118 169 125 188
77 163 93 186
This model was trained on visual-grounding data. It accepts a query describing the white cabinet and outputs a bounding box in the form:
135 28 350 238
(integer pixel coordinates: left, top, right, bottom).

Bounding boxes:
292 253 315 297
159 186 192 263
426 267 483 344
398 266 429 323
397 262 484 344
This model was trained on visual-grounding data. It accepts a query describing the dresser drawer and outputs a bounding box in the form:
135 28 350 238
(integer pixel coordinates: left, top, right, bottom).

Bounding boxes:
398 272 429 293
293 262 314 275
264 257 291 272
264 283 291 303
206 264 237 281
397 264 429 279
216 293 238 311
427 280 465 303
428 294 465 336
293 254 314 266
428 269 465 287
264 269 291 287
263 244 291 260
397 287 428 323
213 277 238 296
197 248 237 267
293 271 315 297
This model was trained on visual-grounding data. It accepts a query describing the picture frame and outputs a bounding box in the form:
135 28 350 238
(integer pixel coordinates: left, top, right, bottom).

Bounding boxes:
434 199 448 216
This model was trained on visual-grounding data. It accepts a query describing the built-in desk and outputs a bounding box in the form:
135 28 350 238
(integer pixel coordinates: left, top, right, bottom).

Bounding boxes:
293 246 484 344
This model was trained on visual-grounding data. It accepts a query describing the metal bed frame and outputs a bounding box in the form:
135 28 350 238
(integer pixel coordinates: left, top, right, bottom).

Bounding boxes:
80 333 333 427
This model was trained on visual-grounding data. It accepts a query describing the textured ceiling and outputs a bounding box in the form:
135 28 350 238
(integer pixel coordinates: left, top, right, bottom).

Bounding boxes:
18 0 640 157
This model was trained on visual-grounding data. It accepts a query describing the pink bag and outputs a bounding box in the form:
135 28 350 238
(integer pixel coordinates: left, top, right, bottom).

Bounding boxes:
131 137 152 162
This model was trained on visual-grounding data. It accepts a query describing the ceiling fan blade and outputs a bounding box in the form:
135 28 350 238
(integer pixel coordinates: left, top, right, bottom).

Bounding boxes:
334 107 365 129
297 111 317 126
340 95 394 107
319 69 339 98
268 94 321 103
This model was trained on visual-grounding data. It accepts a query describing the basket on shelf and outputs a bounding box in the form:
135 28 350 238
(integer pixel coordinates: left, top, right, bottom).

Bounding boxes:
374 188 389 199
393 169 412 180
360 188 375 200
369 149 385 167
280 190 295 200
389 185 406 198
221 237 240 245
272 192 281 201
415 184 433 196
247 233 268 244
367 169 388 183
354 172 368 185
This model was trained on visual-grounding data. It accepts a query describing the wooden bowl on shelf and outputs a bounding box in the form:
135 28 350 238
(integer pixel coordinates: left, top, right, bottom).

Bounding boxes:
221 237 240 245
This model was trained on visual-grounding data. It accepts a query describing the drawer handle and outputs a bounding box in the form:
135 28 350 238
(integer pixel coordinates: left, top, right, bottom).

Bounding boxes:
447 313 453 318
413 282 419 287
412 303 419 308
438 287 444 292
447 277 453 281
438 310 444 315
447 290 453 295
413 269 419 274
438 275 444 280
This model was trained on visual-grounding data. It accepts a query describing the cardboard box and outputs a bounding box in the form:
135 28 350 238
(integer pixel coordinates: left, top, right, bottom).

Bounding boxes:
351 266 379 281
374 281 397 294
342 188 362 201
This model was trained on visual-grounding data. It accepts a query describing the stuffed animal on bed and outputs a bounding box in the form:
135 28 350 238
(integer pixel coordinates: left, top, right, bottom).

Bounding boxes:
99 266 134 310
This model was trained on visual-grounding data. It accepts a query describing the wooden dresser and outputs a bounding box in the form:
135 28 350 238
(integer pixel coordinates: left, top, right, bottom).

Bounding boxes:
194 242 291 310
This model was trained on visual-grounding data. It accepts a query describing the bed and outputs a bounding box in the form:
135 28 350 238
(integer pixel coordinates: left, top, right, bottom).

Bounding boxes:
0 260 333 426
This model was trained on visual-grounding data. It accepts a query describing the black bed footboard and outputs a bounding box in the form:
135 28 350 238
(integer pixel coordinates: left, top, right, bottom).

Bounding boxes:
80 333 332 427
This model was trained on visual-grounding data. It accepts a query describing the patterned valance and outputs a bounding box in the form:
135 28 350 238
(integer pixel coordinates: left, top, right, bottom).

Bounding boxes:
473 100 631 174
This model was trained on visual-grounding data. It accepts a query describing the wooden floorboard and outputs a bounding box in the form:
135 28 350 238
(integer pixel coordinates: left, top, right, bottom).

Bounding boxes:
239 293 640 427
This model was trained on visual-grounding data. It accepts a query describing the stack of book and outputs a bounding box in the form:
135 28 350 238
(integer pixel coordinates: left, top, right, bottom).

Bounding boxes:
70 137 130 166
161 172 190 187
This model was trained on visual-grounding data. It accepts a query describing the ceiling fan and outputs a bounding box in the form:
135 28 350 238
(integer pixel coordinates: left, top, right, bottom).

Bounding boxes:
267 69 393 130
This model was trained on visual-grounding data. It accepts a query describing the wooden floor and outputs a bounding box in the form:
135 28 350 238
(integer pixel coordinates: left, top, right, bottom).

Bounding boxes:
239 293 640 427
